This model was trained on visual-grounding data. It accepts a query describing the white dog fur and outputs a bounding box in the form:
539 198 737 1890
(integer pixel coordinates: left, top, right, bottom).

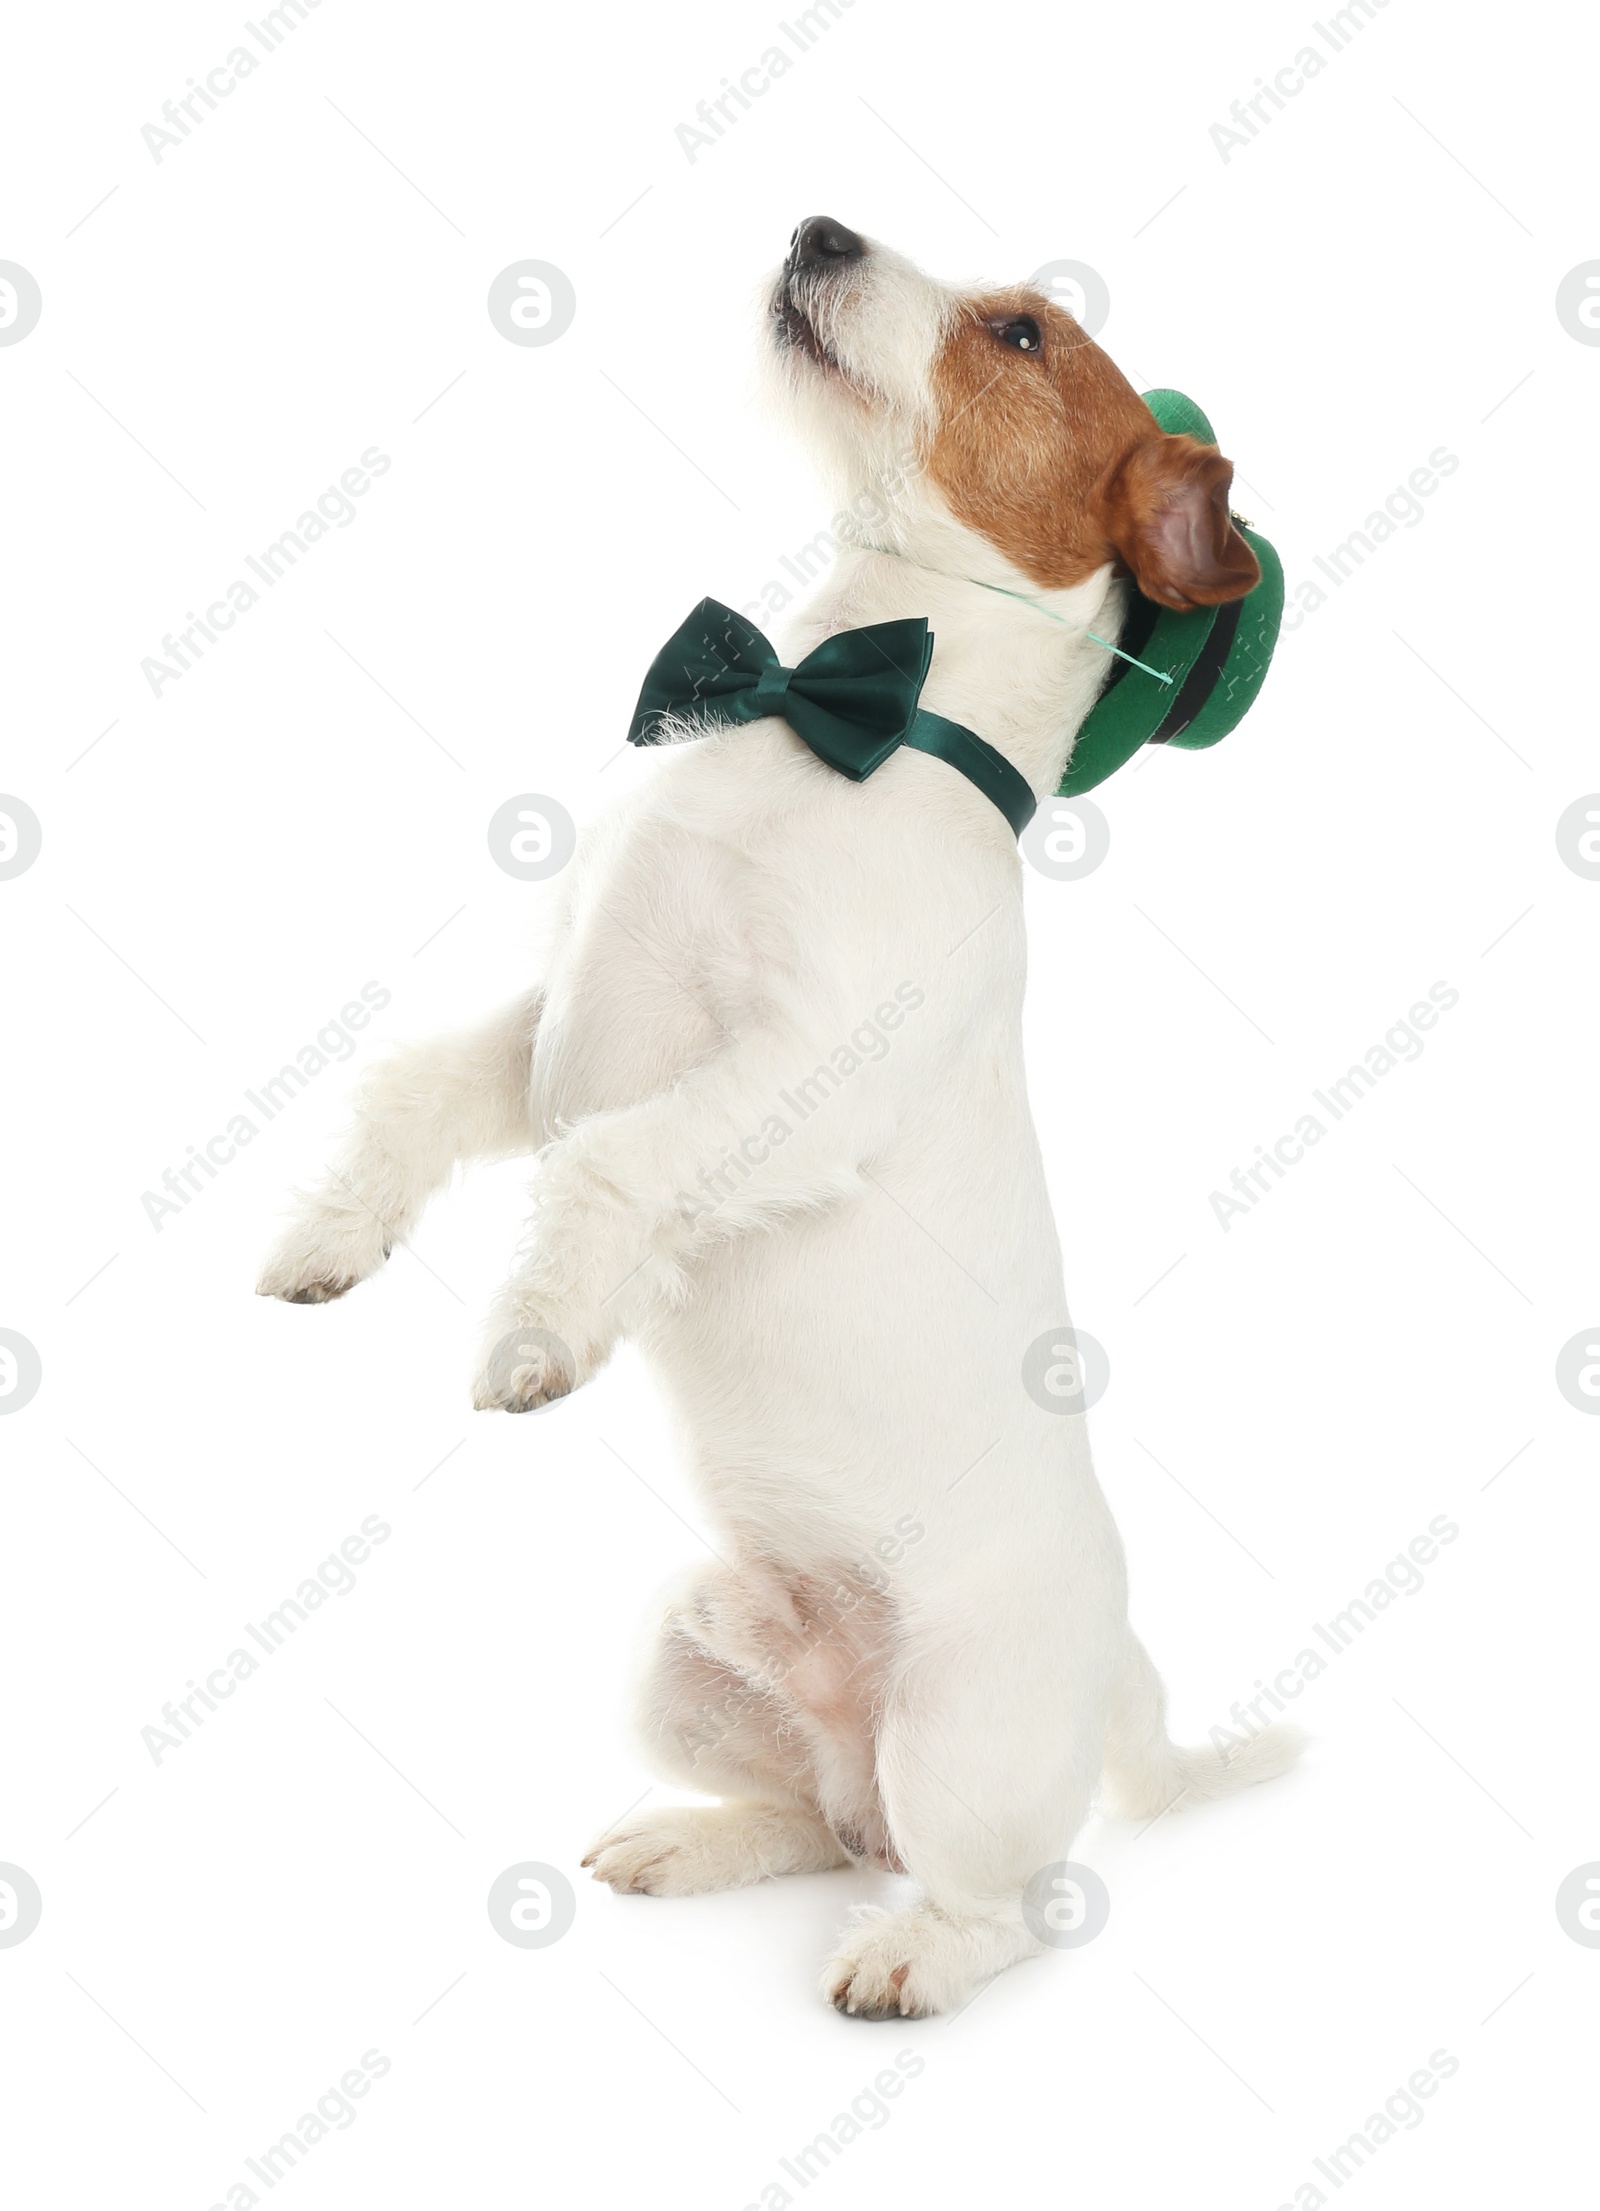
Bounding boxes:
259 222 1302 2018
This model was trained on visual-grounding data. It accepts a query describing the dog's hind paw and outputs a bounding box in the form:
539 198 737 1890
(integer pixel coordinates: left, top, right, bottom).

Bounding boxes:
471 1309 585 1412
584 1805 849 1896
822 1905 1041 2019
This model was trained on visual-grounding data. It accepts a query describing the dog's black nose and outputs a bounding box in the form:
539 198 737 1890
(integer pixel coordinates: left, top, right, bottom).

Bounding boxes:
788 216 865 271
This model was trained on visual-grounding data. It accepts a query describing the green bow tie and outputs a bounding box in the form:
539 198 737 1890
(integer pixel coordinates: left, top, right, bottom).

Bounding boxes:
627 598 1036 837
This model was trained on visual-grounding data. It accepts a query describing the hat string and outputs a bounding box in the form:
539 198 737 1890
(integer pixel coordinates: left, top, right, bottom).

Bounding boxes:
965 577 1175 687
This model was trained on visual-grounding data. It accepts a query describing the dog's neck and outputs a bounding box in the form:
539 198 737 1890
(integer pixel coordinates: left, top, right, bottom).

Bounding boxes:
781 545 1125 800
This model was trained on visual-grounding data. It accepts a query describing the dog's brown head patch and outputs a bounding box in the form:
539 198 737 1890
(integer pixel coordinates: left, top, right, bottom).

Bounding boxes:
924 290 1260 611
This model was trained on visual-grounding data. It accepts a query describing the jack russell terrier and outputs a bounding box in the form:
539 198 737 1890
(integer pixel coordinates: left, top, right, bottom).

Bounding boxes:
259 217 1302 2018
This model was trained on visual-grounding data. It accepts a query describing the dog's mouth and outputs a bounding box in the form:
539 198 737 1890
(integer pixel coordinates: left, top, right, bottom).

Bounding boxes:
773 219 873 388
773 283 842 376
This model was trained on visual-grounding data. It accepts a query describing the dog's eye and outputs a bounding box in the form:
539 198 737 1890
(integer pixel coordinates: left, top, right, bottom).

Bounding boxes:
991 315 1042 354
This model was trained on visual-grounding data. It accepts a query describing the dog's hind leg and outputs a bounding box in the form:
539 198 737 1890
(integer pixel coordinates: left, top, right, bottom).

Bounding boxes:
820 1596 1114 2019
257 988 544 1304
585 1568 851 1898
815 1477 1156 2021
1099 1632 1306 1820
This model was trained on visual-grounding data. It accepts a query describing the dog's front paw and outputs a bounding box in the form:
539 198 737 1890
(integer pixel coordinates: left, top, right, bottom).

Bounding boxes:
471 1305 593 1412
257 1203 392 1304
822 1905 1039 2019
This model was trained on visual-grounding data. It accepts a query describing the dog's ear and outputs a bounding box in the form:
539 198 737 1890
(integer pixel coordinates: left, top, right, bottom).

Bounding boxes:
1097 433 1260 612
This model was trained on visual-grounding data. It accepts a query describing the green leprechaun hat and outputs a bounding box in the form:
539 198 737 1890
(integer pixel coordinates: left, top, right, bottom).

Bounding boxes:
1058 388 1284 797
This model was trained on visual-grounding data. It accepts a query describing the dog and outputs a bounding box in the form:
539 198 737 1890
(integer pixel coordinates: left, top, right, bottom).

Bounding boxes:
259 217 1302 2017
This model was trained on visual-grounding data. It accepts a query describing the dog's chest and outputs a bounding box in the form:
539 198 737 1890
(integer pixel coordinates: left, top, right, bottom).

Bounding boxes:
530 815 789 1127
529 750 1025 1134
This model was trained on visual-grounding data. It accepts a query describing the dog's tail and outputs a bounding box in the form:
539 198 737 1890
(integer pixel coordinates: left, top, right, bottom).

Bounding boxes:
1100 1634 1306 1821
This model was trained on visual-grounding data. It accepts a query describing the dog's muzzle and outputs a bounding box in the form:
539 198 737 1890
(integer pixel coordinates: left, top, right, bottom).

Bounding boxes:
776 216 865 366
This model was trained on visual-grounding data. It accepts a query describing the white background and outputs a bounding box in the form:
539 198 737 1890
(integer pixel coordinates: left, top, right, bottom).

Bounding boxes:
2 0 1597 2204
